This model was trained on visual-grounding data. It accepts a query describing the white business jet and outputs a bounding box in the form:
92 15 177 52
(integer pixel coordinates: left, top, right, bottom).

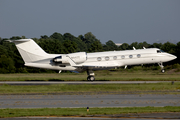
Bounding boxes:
8 39 176 81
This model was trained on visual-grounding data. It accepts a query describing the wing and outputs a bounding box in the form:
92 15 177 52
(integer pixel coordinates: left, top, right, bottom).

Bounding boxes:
67 55 124 70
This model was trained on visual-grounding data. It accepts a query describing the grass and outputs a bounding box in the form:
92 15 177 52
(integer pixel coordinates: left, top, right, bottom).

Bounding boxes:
0 106 180 118
0 69 180 81
0 69 180 117
0 83 180 94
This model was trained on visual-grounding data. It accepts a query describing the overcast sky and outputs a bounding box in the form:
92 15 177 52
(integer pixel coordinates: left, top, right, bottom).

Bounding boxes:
0 0 180 44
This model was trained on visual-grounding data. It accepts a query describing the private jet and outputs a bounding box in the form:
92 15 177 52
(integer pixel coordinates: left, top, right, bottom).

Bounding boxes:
8 39 177 81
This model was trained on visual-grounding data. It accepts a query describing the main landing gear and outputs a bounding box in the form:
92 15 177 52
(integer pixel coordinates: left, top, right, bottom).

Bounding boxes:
158 62 165 73
87 70 95 81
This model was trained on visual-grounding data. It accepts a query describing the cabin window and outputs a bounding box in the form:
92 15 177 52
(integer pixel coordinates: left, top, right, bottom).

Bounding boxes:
137 54 141 58
113 56 117 60
129 55 133 58
105 56 110 61
121 55 125 59
97 57 102 61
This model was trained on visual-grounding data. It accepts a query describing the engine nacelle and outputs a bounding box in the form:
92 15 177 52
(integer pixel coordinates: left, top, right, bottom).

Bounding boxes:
52 55 68 64
53 52 87 64
68 52 87 64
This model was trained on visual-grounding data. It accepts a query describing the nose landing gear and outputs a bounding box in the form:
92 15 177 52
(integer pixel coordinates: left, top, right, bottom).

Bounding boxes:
158 63 165 73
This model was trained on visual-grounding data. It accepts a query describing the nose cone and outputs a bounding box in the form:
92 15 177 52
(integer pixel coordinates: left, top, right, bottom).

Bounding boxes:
159 53 177 62
169 54 177 60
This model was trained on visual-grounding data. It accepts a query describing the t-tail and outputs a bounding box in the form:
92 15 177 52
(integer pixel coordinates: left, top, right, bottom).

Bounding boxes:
7 39 48 63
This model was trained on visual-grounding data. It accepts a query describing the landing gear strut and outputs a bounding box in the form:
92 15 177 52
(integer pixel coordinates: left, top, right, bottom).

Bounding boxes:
158 62 165 73
87 70 95 81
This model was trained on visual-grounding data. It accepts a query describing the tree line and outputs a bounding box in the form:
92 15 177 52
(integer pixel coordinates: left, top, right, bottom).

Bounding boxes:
0 32 179 73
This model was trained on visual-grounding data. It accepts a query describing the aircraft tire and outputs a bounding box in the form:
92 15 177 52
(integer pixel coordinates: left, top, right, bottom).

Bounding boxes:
90 76 95 81
87 76 90 81
87 76 95 81
161 69 165 73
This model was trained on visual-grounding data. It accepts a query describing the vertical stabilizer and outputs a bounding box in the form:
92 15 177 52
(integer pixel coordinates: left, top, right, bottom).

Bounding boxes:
10 39 47 63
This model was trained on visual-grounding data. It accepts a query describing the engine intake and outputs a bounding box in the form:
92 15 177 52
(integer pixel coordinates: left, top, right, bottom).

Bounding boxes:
53 55 68 64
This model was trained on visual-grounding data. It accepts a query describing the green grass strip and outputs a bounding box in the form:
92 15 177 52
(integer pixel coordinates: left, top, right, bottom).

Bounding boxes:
0 72 180 81
0 106 180 118
0 83 180 94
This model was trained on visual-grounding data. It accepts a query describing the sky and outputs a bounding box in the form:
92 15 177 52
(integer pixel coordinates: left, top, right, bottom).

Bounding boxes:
0 0 180 44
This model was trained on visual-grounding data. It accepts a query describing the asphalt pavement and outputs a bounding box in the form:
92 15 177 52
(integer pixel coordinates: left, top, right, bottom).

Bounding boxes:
0 94 179 108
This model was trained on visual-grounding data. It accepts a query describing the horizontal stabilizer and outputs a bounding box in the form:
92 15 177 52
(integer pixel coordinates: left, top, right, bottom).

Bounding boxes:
6 39 31 43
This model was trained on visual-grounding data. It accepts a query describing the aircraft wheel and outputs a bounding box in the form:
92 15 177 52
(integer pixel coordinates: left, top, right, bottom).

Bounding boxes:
161 69 165 73
87 76 90 81
90 76 95 81
87 76 95 81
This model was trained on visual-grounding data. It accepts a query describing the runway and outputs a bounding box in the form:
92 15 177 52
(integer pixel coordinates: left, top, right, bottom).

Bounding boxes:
1 81 180 119
0 81 177 85
0 94 179 108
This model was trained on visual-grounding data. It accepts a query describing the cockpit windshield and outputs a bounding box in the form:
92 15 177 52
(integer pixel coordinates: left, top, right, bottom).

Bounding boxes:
157 50 164 53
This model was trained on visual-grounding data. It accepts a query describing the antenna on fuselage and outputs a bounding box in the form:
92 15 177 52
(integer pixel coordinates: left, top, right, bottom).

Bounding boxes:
143 47 146 49
133 47 136 50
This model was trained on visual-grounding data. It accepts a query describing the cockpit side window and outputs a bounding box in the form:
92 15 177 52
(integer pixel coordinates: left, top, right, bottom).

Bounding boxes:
157 50 164 53
157 50 161 53
160 50 164 52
